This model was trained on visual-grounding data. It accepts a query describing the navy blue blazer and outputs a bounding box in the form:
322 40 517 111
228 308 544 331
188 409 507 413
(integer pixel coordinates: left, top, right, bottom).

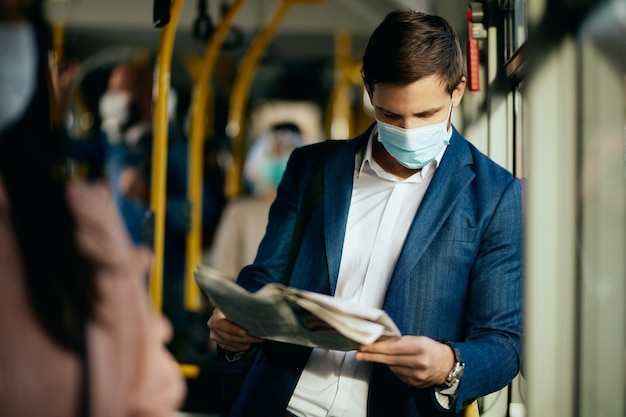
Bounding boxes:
231 125 523 417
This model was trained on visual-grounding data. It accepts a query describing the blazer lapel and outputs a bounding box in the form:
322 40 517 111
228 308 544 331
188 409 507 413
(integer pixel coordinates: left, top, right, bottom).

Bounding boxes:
319 127 475 301
323 131 371 294
391 129 476 293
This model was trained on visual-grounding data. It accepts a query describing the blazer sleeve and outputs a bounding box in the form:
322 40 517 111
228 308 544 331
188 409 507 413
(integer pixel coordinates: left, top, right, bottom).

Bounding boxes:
451 177 524 413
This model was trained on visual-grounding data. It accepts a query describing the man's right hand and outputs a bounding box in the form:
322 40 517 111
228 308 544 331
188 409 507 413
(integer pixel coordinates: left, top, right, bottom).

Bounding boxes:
207 308 263 352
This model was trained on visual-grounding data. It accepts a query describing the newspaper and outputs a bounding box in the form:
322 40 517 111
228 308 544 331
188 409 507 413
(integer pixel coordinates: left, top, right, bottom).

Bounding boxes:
194 264 401 351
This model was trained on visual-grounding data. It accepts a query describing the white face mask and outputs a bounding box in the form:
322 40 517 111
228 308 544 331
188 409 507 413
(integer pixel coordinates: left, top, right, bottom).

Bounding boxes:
99 91 131 142
377 97 454 169
0 24 38 135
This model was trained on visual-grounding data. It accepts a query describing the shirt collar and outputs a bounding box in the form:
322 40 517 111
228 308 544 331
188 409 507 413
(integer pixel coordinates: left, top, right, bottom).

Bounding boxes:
357 123 448 182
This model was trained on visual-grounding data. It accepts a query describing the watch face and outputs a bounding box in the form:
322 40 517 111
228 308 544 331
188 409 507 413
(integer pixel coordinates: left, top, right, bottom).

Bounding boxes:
224 350 246 362
446 362 465 385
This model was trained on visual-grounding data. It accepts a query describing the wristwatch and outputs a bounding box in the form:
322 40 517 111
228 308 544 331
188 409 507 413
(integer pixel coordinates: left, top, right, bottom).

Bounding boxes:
224 350 247 362
443 360 465 388
440 341 465 389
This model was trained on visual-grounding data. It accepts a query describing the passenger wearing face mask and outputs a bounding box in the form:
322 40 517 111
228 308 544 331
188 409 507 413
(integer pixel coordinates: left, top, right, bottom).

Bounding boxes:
102 63 156 245
0 0 185 416
66 61 155 244
207 10 523 417
98 63 153 147
67 58 223 360
210 122 304 279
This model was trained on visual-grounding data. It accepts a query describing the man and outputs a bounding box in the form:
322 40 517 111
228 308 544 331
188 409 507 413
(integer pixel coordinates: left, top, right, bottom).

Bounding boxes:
208 9 522 417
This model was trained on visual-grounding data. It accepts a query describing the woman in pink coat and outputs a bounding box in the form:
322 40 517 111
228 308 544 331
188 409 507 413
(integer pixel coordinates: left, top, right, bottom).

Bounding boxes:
0 1 186 415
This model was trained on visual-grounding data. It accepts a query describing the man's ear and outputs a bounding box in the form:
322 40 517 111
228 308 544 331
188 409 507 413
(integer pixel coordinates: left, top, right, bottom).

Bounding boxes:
452 77 467 106
364 83 374 103
452 77 467 107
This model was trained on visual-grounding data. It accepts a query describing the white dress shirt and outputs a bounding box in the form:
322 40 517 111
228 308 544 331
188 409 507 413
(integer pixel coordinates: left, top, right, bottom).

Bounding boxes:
286 126 446 417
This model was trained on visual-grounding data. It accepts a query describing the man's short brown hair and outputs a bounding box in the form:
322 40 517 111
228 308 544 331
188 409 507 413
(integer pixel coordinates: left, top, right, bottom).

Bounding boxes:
362 9 465 95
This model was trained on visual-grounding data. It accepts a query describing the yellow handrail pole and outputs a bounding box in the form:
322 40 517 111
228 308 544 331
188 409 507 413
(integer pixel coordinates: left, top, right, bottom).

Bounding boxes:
464 400 479 417
149 0 185 313
327 30 353 139
180 364 201 379
225 0 328 198
185 0 247 312
52 22 65 63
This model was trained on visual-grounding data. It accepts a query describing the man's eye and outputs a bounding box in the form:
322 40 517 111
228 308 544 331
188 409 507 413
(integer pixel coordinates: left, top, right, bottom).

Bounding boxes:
417 111 438 119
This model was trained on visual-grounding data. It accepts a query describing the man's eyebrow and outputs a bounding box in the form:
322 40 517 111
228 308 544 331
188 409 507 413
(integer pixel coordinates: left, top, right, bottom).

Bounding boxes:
413 107 443 117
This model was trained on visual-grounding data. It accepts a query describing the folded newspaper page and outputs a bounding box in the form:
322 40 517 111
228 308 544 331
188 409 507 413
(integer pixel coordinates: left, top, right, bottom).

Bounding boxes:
194 264 401 351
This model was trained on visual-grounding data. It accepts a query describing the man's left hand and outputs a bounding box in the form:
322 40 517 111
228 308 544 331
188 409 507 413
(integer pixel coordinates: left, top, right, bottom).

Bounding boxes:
355 336 455 388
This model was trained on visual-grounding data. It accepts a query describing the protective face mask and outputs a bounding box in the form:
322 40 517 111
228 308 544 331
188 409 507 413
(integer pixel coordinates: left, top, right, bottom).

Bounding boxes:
376 97 454 169
260 156 289 189
99 91 131 142
0 23 38 135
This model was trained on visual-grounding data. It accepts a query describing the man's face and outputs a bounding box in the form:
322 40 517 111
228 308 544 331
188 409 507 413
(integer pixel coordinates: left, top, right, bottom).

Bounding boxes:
367 74 465 130
0 0 38 134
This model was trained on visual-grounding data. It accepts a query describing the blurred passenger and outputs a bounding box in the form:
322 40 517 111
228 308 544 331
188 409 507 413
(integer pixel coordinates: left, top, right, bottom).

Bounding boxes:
0 0 185 416
66 58 224 358
68 60 154 243
211 122 304 278
102 62 153 208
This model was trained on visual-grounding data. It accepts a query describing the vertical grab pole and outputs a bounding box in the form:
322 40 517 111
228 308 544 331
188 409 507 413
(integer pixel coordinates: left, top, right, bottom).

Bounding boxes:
185 0 247 312
150 0 185 313
327 31 353 139
224 0 328 198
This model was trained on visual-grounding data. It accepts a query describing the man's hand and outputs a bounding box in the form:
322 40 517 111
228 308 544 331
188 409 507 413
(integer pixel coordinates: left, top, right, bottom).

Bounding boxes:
355 336 455 388
207 308 263 352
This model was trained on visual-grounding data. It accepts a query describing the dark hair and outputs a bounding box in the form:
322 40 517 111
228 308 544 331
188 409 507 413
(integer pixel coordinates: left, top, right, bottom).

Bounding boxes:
0 0 97 352
362 9 465 94
271 122 302 136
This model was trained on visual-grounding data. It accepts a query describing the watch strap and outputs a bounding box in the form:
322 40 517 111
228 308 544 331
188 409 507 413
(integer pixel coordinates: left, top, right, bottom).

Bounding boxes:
439 340 465 388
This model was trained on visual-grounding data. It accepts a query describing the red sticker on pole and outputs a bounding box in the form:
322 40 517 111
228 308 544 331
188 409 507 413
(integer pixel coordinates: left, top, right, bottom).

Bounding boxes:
467 21 480 92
